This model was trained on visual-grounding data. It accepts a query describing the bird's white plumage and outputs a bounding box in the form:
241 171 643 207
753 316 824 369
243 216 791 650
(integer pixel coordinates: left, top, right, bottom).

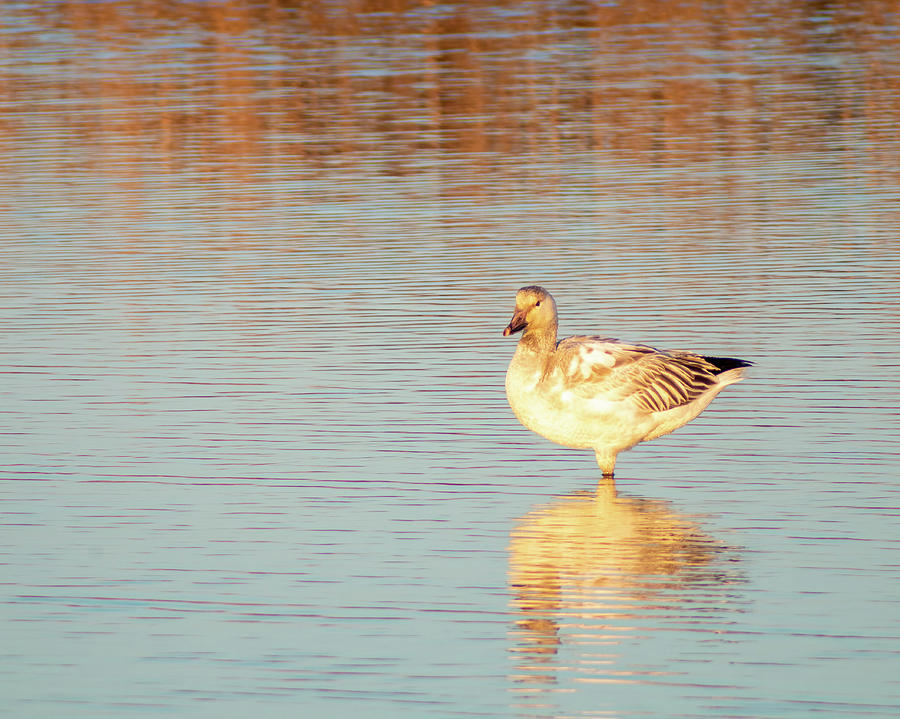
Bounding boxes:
502 286 749 476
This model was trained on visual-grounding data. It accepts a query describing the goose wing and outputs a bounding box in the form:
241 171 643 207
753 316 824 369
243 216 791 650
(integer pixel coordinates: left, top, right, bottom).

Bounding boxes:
554 336 722 413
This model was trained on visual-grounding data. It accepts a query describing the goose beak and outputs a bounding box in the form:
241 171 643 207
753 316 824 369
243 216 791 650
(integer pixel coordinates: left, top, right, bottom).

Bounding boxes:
503 308 528 336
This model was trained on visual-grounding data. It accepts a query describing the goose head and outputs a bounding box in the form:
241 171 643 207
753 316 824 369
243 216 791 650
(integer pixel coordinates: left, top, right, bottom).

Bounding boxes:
502 285 558 338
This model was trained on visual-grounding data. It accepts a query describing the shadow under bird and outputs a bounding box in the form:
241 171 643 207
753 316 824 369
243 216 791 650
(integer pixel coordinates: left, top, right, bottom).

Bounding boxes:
502 286 751 477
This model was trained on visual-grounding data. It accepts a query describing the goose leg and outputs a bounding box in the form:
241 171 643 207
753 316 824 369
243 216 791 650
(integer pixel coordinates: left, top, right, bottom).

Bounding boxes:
594 450 616 478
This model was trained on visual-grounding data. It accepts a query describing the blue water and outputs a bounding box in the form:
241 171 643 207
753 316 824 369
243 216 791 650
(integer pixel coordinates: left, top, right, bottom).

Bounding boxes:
2 1 899 717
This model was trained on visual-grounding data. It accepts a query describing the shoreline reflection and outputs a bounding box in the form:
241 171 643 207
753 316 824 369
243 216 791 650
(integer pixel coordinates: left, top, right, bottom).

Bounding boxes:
508 481 742 693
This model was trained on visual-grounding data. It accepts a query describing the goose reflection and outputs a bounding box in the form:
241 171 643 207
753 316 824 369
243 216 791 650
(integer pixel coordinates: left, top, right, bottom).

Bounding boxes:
508 480 741 689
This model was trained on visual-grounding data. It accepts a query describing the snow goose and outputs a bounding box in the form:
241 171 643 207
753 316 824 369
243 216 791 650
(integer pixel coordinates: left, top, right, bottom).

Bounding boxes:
502 285 751 476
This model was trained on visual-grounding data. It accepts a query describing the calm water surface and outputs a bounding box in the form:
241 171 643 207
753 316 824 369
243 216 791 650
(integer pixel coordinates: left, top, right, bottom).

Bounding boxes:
2 1 899 717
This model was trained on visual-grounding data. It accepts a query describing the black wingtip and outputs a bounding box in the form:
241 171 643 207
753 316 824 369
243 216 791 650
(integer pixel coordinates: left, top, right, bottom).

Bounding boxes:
703 356 754 373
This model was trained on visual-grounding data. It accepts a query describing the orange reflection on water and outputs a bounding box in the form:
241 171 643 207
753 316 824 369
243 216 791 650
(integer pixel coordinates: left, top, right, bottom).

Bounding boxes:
508 480 740 690
3 0 898 184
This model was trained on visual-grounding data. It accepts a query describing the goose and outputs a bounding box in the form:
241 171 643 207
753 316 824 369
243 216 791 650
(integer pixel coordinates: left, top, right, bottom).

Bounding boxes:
502 285 751 477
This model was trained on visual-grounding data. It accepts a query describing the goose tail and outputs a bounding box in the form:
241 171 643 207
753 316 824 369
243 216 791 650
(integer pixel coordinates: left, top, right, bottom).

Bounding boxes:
703 355 752 386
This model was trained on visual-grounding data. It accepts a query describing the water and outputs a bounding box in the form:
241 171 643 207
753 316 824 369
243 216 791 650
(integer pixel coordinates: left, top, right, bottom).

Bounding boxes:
2 1 899 717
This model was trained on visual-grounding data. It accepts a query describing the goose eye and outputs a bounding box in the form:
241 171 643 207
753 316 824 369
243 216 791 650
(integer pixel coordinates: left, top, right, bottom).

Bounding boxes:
535 300 541 307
